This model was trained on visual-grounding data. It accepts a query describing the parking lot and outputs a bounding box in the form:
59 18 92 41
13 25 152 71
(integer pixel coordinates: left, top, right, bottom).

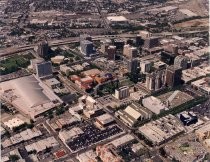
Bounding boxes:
182 87 203 98
67 124 123 152
191 98 210 119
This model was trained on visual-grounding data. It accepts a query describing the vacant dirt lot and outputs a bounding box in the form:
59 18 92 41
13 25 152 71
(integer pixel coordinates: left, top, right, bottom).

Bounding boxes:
174 18 209 28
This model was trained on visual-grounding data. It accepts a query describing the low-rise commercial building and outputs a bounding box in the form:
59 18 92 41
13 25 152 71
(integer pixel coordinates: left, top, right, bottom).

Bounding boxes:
182 66 210 83
95 113 115 127
49 116 80 131
131 143 146 156
25 136 59 153
77 150 97 162
195 123 210 142
138 114 185 145
59 127 84 143
107 16 128 26
191 77 210 95
96 144 123 162
3 117 25 130
45 78 60 89
110 134 135 148
0 126 6 136
51 55 65 64
82 69 101 77
2 128 42 148
60 64 74 75
130 90 147 101
84 108 105 118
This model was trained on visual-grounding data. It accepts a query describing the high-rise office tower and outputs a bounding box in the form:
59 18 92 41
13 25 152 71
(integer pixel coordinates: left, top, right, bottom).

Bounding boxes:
113 39 125 49
164 44 178 55
36 61 53 78
123 44 130 57
146 70 165 91
140 61 152 74
37 41 49 58
115 86 129 100
80 40 94 57
127 59 138 73
174 55 189 70
101 39 112 53
123 45 137 59
128 47 138 59
80 34 92 44
107 45 116 60
143 37 159 49
165 65 182 87
136 35 144 46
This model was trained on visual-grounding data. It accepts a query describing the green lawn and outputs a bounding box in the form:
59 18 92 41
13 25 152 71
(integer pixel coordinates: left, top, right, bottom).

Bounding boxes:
0 53 34 75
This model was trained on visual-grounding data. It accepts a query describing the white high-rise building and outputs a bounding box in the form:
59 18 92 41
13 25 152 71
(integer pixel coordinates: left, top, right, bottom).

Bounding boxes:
115 86 129 100
123 44 130 57
80 40 94 57
140 61 152 74
123 45 137 58
146 71 165 91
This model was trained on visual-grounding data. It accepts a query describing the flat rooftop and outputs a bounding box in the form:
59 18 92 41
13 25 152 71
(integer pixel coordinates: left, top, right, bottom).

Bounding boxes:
107 16 128 22
0 75 63 119
139 114 185 145
142 96 168 114
157 90 194 108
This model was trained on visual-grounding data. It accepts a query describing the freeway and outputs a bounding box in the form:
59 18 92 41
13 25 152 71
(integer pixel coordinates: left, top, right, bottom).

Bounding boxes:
0 29 208 57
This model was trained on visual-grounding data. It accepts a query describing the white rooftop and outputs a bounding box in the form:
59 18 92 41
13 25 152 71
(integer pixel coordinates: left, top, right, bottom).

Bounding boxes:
124 105 142 120
3 118 25 130
59 127 84 142
0 75 63 119
179 9 197 17
110 134 135 148
142 96 168 114
96 113 115 125
25 136 59 153
107 16 128 22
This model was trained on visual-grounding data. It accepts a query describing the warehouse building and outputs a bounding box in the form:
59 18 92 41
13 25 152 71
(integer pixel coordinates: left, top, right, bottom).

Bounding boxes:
115 102 153 127
0 75 63 120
